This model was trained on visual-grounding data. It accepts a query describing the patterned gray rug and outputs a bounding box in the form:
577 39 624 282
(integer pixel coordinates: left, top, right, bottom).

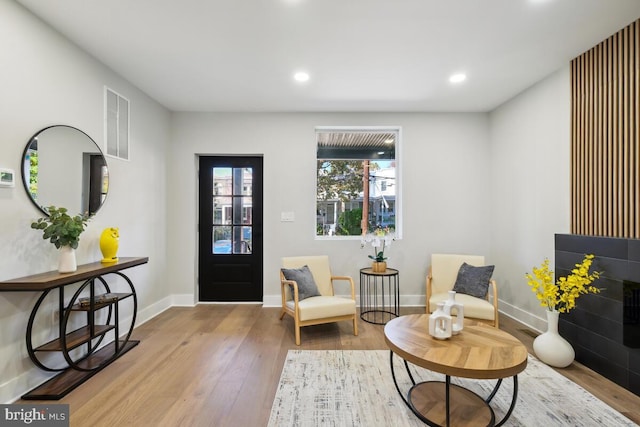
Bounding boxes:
268 350 637 427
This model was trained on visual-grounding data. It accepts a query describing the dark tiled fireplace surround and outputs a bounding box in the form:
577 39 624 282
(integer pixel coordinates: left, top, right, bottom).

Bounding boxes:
555 234 640 396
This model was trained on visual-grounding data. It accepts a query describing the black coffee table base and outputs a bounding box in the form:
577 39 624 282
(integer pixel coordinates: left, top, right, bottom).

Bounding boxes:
389 351 519 427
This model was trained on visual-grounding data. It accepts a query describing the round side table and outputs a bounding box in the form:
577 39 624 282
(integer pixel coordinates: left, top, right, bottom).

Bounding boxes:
359 267 399 324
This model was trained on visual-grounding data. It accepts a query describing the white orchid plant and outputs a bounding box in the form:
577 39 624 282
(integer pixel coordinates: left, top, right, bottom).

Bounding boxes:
361 227 395 262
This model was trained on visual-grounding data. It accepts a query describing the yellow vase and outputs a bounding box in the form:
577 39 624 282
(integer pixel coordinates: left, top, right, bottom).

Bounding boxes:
100 227 119 263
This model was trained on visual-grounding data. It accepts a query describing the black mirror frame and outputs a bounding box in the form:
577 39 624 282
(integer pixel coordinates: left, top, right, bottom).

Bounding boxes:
21 125 109 217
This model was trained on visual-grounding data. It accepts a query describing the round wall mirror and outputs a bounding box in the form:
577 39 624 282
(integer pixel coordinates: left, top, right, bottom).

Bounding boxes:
21 125 109 216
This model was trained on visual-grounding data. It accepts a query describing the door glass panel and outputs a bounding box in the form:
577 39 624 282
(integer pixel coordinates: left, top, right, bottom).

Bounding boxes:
213 197 232 224
242 168 253 195
241 226 252 254
233 196 243 224
213 168 232 195
212 226 231 253
242 199 252 225
232 226 242 254
232 168 244 195
212 167 253 254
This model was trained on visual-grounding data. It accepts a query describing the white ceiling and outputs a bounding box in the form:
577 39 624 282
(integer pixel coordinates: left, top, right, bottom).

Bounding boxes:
15 0 640 113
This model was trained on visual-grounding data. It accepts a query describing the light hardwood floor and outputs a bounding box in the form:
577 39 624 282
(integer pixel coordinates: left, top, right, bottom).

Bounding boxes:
20 305 640 426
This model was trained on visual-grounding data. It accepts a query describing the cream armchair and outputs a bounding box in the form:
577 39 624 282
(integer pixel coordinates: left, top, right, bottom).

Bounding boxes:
426 254 499 327
279 255 358 345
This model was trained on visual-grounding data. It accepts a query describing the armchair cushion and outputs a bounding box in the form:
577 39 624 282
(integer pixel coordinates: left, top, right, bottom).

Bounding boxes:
281 265 321 300
452 262 495 298
285 296 356 321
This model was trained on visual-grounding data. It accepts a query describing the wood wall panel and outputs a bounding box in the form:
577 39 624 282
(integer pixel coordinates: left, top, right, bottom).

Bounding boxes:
571 20 640 238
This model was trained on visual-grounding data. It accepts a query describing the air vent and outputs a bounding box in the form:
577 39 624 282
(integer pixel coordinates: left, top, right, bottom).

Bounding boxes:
104 87 130 161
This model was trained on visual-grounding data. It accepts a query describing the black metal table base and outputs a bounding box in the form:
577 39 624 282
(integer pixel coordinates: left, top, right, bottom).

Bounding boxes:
359 268 399 325
360 309 398 325
389 351 520 427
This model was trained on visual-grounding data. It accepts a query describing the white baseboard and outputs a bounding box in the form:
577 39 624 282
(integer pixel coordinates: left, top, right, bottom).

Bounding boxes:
171 294 197 307
135 296 174 327
263 294 282 307
497 298 545 333
0 366 56 405
398 294 425 307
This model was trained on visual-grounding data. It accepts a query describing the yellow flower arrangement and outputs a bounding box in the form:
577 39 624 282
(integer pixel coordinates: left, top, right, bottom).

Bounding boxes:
525 254 601 313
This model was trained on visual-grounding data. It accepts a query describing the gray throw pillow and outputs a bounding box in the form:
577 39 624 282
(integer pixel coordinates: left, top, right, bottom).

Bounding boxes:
452 262 495 298
281 265 321 300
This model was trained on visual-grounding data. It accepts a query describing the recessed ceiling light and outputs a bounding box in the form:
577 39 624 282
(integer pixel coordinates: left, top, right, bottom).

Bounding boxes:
384 139 394 144
449 73 467 84
294 71 310 82
377 151 385 155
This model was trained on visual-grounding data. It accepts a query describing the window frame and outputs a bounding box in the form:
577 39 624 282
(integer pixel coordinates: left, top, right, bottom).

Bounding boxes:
314 125 402 241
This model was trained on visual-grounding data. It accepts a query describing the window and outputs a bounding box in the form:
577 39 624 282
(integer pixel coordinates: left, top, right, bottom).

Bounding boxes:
316 127 400 238
104 87 130 160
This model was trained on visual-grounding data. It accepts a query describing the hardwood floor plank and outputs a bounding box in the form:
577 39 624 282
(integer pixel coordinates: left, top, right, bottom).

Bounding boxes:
17 305 640 426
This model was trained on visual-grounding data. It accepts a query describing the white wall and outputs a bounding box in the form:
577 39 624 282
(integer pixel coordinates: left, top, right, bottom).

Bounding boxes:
167 112 492 306
0 1 170 402
489 67 571 331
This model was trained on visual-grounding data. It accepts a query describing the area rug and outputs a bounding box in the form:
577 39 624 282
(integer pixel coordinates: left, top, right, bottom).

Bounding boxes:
268 350 637 427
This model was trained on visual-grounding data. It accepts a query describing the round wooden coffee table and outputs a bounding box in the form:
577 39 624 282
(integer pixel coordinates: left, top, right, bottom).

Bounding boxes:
384 314 528 427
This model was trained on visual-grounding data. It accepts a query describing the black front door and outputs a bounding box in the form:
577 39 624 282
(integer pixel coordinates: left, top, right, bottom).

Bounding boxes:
198 156 263 302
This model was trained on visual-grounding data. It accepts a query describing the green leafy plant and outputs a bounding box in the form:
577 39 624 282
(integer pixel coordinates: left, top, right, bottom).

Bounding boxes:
337 208 363 236
31 206 91 249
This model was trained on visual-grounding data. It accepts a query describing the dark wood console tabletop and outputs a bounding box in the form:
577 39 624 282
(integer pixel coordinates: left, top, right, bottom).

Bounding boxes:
0 257 148 400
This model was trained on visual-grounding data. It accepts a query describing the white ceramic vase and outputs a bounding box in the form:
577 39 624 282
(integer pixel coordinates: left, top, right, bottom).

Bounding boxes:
533 309 575 368
428 302 452 340
58 246 77 273
443 290 464 334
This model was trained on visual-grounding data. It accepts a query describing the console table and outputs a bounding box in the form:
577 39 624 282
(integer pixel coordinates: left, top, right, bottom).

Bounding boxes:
0 257 148 400
359 267 400 325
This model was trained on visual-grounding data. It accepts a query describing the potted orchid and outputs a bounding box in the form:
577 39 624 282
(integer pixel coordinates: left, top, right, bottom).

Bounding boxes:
361 227 395 272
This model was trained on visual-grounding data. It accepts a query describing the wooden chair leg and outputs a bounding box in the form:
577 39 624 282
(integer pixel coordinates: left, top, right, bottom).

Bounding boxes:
294 318 301 346
353 317 358 336
279 309 286 320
